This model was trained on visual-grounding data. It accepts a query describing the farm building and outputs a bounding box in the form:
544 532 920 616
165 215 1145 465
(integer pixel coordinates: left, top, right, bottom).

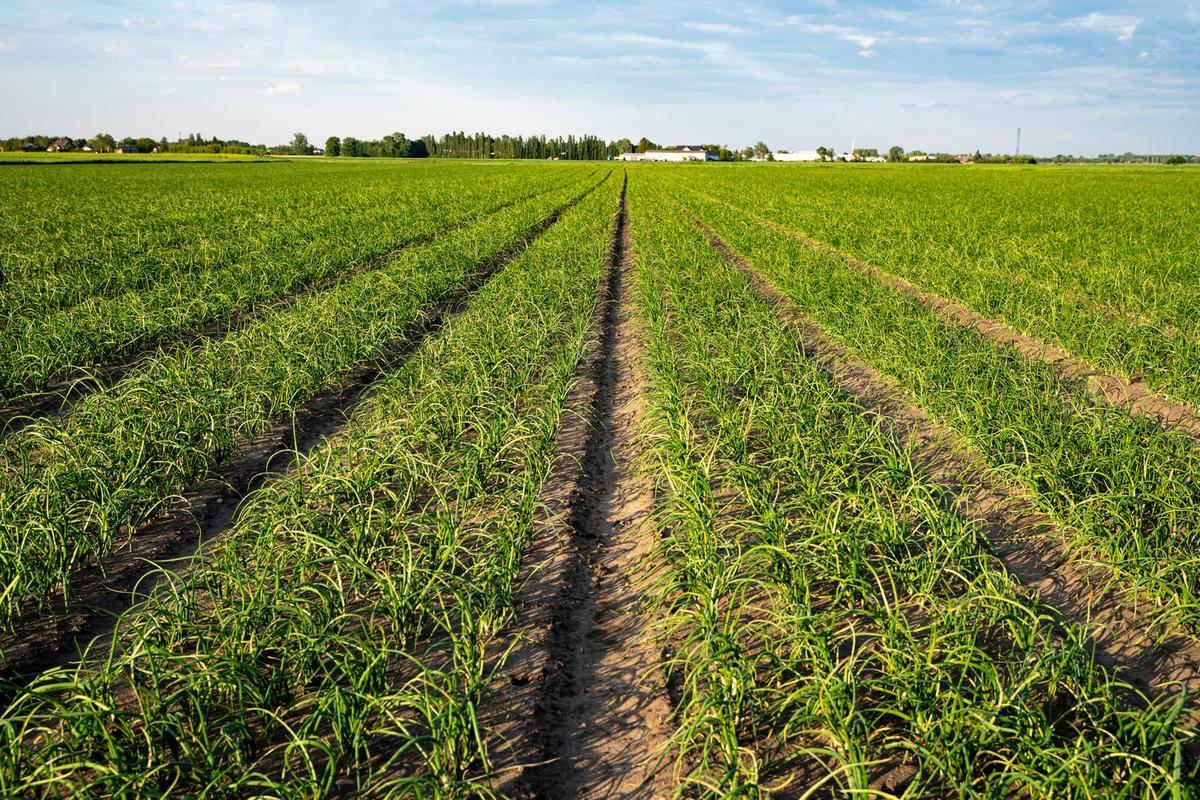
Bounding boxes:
46 138 72 152
772 150 825 162
114 143 140 154
619 146 717 162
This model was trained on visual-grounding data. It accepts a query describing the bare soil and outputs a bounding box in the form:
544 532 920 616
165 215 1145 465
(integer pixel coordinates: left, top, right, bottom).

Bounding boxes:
488 175 675 800
0 183 602 683
690 215 1200 703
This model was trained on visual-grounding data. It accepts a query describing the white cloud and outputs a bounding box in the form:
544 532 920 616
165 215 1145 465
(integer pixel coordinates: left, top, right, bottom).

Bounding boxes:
262 81 301 96
1062 12 1140 42
683 22 745 34
785 17 886 54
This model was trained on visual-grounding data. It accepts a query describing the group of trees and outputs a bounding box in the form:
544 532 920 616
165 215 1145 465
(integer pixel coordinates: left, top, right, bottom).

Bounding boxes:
1 132 265 155
325 131 629 160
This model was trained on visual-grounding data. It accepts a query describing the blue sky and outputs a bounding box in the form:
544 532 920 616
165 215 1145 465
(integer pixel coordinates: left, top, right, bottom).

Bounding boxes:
1 0 1197 154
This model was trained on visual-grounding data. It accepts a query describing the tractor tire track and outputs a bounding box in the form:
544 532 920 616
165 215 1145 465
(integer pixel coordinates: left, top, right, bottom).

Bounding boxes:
0 178 606 683
688 212 1200 707
489 174 675 799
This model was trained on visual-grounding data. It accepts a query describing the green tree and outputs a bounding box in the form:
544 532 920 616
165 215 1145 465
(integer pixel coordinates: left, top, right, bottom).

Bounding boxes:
888 145 905 162
325 136 340 157
636 136 656 153
1166 155 1187 165
88 133 115 153
290 132 311 155
753 141 770 160
135 137 157 153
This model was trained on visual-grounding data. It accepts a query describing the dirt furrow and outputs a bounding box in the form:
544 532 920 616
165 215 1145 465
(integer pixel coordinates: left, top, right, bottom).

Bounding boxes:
724 202 1200 441
488 175 674 800
689 214 1200 704
0 182 604 683
0 178 587 440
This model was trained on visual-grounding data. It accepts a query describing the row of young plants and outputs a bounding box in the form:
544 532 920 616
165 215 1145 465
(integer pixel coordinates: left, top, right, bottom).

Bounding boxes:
679 165 1200 409
667 180 1200 635
0 163 588 402
0 172 624 797
630 179 1195 797
0 174 602 635
1 160 449 317
0 160 561 309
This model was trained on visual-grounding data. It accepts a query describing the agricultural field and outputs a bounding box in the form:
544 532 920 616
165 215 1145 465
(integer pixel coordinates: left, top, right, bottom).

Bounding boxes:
0 157 1198 798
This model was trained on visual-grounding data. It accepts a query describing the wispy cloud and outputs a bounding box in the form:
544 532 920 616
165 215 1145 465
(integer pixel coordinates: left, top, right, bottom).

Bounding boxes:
0 0 1195 154
683 22 745 35
1062 12 1140 43
785 17 882 56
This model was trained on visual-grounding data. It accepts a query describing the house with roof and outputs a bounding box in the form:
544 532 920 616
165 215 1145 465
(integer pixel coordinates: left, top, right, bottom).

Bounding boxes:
114 143 141 154
619 145 718 162
46 138 73 152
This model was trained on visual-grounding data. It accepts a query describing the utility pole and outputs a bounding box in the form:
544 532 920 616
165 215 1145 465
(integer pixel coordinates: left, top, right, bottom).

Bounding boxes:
1016 127 1021 157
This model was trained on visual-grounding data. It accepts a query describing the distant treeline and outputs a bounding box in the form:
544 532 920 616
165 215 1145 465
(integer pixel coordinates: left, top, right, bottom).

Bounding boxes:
1 131 635 160
1 133 264 155
5 132 1196 165
327 131 634 160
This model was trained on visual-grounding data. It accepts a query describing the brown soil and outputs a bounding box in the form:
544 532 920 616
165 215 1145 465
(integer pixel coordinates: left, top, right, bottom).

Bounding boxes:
0 178 587 441
690 215 1200 703
0 181 604 684
736 207 1200 441
488 174 675 799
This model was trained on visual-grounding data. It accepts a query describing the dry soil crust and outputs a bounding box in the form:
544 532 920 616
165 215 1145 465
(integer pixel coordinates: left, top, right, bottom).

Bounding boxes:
489 175 675 800
688 212 1200 703
0 181 604 682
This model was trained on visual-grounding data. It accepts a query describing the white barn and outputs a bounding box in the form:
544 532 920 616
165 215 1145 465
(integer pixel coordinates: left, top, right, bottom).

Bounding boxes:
771 150 825 162
619 145 718 162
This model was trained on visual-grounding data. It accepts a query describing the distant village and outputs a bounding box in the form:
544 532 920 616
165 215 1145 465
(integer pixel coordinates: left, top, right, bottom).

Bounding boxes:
620 144 1025 164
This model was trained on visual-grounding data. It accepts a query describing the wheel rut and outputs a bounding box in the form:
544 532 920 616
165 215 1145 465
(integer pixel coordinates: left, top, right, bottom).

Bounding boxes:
687 211 1200 707
0 179 606 684
0 177 589 441
491 174 674 799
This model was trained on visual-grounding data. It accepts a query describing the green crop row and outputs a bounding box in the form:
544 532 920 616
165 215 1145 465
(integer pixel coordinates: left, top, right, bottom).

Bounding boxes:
629 178 1195 797
0 164 587 402
669 180 1200 636
0 160 569 307
677 165 1200 409
0 171 623 797
0 173 602 634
